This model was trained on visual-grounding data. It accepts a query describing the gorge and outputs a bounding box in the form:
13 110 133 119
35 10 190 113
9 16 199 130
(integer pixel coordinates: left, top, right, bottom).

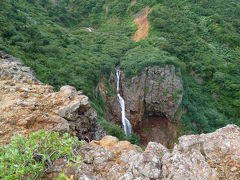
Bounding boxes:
1 52 240 180
0 0 240 179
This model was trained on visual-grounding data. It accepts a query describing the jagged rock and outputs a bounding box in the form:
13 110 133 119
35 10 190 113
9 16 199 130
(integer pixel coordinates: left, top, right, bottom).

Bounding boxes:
143 66 183 120
145 142 169 156
50 115 70 134
161 149 217 179
0 52 106 146
45 125 240 180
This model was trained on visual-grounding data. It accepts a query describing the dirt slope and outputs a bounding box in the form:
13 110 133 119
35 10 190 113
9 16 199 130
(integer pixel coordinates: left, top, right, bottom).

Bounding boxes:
133 7 150 42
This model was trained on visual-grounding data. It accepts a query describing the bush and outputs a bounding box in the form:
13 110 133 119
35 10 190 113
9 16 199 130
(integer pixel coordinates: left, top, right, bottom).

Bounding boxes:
127 133 140 145
0 130 83 179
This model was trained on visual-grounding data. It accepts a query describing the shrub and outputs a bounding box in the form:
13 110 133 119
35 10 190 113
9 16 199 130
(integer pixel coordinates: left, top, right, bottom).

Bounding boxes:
0 130 83 179
127 133 140 145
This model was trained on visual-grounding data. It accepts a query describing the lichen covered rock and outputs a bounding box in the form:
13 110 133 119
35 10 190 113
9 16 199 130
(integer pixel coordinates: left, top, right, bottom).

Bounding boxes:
0 51 40 84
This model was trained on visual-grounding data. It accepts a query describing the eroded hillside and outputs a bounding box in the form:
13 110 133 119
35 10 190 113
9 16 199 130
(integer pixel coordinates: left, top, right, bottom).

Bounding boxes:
132 7 150 42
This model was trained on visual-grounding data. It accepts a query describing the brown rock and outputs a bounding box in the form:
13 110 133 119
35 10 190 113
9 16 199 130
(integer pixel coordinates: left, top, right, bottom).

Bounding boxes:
46 125 240 180
0 53 106 146
231 167 237 172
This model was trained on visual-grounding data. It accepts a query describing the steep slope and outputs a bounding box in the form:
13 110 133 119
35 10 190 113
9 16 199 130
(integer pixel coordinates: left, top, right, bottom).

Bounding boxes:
1 52 239 179
100 65 183 147
0 1 240 177
0 0 239 135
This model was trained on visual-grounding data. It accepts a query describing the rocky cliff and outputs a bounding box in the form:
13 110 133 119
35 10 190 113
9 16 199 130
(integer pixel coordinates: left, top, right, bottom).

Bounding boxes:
100 65 183 146
46 124 240 179
101 65 183 127
0 51 105 145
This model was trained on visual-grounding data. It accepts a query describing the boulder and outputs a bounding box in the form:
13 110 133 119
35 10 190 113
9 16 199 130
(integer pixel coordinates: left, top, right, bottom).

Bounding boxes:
0 51 40 84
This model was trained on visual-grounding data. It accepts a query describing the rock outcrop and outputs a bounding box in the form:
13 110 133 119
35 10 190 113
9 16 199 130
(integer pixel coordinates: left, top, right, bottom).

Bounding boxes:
0 52 105 146
101 65 183 128
46 124 240 180
0 51 40 84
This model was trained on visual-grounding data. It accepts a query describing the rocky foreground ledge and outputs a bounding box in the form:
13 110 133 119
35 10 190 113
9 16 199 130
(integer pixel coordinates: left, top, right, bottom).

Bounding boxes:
45 125 240 180
0 51 105 145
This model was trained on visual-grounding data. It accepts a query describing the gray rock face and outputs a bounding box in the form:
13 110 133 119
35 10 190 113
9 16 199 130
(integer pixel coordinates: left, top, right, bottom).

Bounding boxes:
46 125 240 180
144 66 183 120
101 65 183 128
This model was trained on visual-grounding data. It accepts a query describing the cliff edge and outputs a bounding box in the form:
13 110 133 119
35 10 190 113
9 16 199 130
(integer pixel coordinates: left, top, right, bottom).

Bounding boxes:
0 51 105 146
46 124 240 179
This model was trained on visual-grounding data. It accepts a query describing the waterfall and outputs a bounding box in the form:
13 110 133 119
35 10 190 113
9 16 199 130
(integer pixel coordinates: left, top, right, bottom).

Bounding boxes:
116 68 132 135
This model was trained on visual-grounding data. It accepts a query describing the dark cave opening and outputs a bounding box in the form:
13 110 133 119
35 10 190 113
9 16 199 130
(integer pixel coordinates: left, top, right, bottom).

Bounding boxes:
134 114 178 149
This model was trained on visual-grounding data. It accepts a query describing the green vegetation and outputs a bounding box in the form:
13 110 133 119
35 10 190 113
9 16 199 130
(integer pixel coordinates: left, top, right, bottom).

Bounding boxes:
0 0 239 134
0 130 82 180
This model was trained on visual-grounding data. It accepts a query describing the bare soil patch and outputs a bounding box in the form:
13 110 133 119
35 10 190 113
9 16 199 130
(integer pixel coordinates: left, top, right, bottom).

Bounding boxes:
132 7 150 42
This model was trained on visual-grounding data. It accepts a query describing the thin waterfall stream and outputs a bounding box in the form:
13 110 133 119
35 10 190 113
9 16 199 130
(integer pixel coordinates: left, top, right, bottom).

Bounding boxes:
116 68 132 135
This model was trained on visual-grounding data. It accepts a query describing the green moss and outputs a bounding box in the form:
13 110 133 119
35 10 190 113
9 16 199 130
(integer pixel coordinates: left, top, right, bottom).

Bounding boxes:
106 82 115 97
144 86 148 94
173 89 183 103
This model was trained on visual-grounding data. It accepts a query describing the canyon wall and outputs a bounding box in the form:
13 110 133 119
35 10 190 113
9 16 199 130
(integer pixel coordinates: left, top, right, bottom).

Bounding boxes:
100 65 183 146
101 65 183 128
